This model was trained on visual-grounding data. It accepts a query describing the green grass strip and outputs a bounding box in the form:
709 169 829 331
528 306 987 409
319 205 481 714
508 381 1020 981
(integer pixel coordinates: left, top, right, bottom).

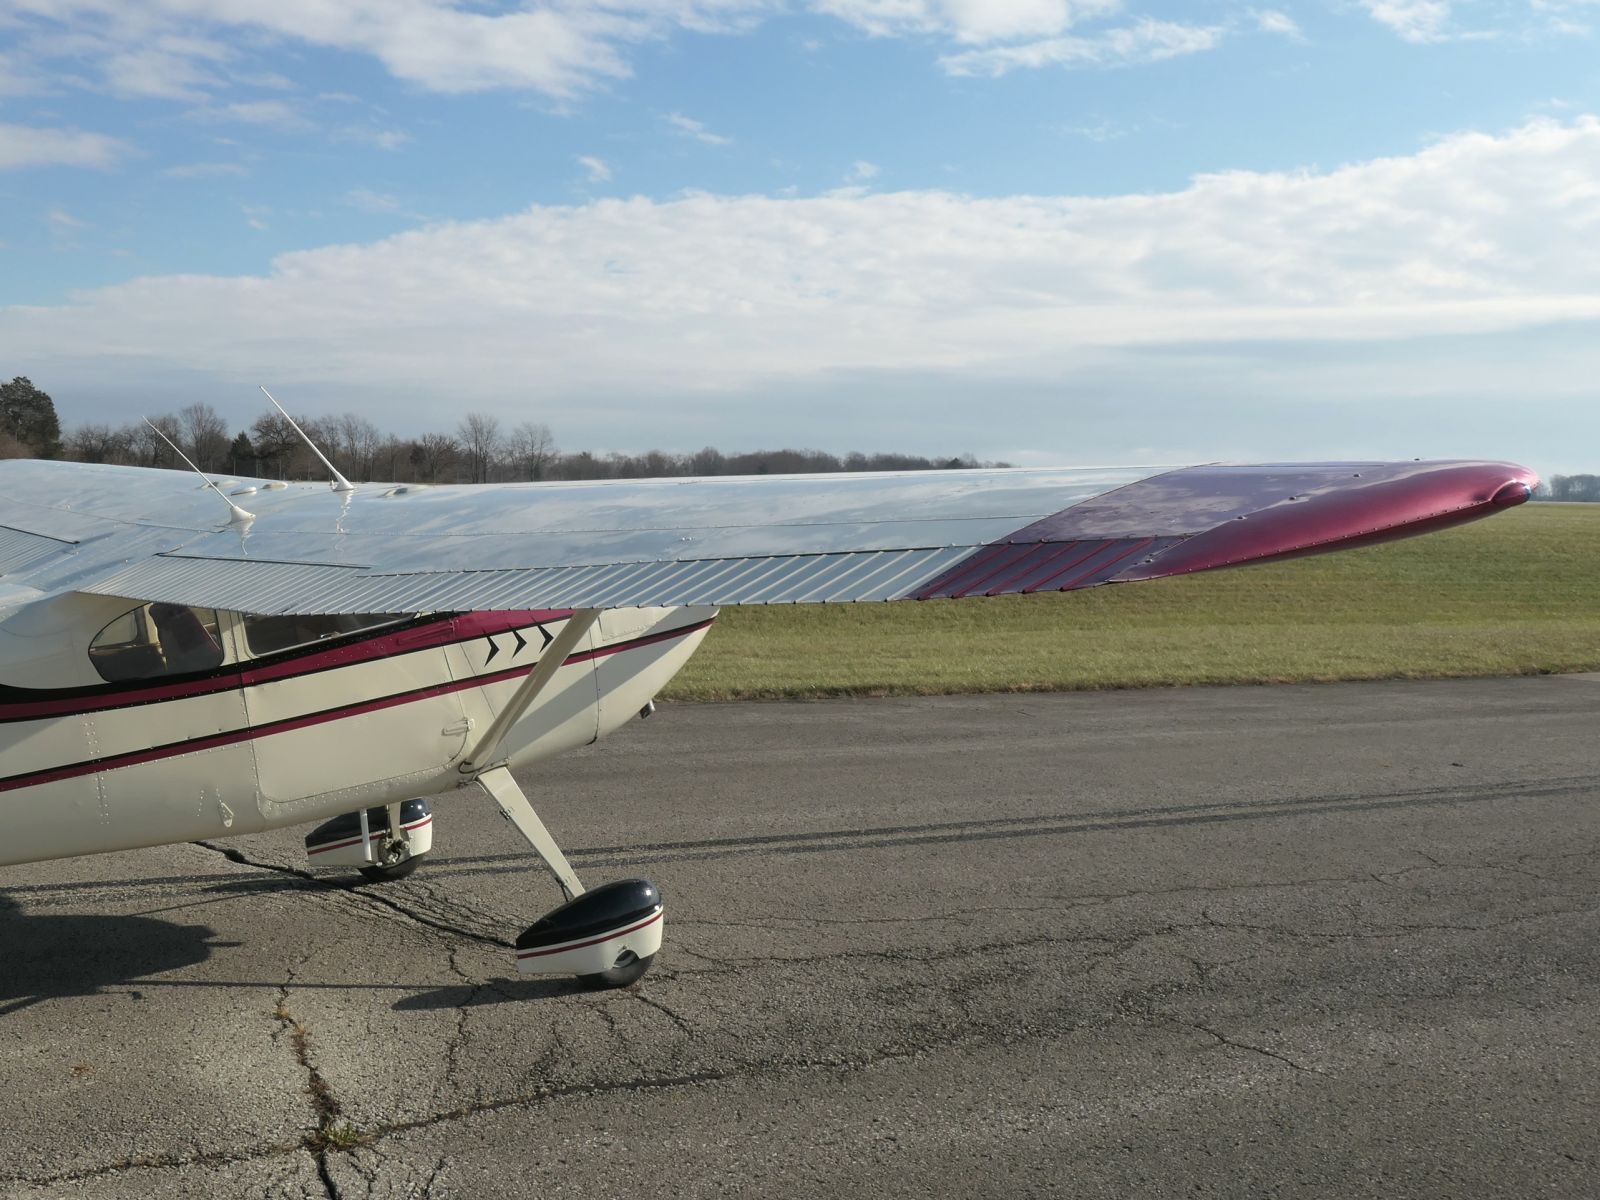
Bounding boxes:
663 503 1600 701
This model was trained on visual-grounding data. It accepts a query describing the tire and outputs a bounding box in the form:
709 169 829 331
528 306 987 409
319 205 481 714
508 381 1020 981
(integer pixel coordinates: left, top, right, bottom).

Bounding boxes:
578 951 654 990
358 854 422 883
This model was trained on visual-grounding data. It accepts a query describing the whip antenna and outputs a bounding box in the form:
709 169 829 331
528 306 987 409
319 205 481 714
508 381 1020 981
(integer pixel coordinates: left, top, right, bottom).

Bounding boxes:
259 386 355 493
142 418 255 525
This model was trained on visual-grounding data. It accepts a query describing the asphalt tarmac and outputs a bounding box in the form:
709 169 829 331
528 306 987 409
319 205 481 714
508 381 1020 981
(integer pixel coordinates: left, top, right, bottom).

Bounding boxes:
4 675 1600 1199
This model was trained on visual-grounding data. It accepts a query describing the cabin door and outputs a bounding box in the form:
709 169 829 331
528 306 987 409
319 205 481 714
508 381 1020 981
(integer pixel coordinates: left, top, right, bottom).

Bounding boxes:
240 615 473 813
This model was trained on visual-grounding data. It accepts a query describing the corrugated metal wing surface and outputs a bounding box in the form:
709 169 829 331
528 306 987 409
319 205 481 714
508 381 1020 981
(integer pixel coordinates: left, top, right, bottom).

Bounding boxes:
81 547 983 614
0 526 72 576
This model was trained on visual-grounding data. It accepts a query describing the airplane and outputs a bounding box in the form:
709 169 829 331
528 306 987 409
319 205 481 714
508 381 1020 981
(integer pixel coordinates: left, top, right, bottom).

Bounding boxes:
0 435 1538 989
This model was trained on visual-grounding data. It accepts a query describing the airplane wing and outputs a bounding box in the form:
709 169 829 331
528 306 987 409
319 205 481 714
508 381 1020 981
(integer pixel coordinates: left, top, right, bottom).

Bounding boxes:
0 458 1537 615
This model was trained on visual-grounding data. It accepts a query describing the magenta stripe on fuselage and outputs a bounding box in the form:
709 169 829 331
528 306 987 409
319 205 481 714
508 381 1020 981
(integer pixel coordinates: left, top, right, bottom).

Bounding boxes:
0 609 575 723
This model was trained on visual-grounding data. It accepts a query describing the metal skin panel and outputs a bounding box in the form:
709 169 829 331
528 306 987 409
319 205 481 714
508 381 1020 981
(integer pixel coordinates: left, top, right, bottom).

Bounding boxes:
1108 462 1535 580
95 730 259 855
0 691 257 865
913 460 1537 600
450 611 602 767
0 592 154 690
589 608 717 749
242 624 474 815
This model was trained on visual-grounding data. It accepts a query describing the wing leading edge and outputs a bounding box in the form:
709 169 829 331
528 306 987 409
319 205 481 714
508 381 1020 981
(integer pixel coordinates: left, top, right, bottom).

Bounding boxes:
0 457 1538 615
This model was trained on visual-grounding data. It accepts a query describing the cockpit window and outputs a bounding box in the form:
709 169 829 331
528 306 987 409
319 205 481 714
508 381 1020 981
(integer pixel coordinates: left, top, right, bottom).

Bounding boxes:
89 603 225 682
241 613 408 658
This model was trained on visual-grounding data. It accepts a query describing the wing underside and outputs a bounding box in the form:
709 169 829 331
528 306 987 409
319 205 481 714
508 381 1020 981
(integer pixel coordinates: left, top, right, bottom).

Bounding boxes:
0 458 1537 615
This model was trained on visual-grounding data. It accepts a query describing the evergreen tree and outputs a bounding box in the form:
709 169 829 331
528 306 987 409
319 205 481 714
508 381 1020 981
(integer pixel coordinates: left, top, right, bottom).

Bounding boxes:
0 377 62 458
228 431 257 476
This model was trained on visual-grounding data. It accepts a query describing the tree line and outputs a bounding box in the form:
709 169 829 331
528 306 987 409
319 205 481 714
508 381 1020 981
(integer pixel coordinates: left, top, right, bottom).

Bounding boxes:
1536 475 1600 503
0 377 1003 483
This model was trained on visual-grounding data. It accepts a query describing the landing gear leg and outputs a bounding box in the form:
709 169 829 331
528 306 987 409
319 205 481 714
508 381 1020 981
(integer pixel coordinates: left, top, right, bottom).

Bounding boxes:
304 798 434 882
455 609 662 989
479 766 663 988
359 801 422 882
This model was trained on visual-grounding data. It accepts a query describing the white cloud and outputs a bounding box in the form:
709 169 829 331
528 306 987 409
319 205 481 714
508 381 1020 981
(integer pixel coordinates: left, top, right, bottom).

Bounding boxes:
847 159 880 182
1059 119 1128 141
99 35 233 99
813 0 1124 44
1254 9 1304 39
666 112 733 145
1 0 767 99
0 49 50 95
0 122 128 169
940 18 1224 75
578 154 613 182
1524 0 1598 34
0 0 1244 104
8 118 1600 425
336 127 413 150
44 206 84 230
1356 0 1454 42
162 161 249 178
211 99 307 129
343 188 403 214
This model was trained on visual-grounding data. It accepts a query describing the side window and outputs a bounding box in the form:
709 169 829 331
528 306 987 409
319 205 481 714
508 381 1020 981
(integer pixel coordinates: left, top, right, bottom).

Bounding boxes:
89 603 225 682
241 613 408 658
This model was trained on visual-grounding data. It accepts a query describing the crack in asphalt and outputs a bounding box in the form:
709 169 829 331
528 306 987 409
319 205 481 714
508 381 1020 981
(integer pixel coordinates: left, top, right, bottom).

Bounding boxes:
1162 1017 1326 1075
193 840 516 952
10 1141 307 1191
273 979 354 1199
439 947 487 1103
635 992 698 1038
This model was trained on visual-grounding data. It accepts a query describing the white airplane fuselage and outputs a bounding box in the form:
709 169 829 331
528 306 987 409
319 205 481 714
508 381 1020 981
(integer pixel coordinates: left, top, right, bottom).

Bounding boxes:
0 596 714 867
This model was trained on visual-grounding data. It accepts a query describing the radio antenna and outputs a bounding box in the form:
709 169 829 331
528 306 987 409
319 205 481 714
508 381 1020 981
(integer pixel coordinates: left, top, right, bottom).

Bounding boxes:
259 386 355 493
143 418 255 525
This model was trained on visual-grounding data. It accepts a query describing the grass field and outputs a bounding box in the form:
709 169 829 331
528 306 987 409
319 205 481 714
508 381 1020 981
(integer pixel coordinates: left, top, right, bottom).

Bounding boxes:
661 503 1600 701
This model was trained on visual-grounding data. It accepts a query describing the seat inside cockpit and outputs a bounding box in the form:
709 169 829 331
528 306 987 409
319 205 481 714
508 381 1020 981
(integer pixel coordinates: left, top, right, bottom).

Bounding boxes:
89 603 226 682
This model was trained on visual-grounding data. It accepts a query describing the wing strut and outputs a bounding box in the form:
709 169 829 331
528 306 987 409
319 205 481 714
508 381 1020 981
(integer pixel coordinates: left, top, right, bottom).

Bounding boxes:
458 608 599 899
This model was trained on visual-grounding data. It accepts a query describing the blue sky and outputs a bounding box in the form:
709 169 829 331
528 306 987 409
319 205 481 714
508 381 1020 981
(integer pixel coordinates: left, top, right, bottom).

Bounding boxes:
2 1 1599 473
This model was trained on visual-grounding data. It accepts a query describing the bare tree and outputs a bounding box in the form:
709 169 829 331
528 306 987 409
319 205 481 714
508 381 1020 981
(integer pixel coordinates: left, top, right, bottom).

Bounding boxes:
456 412 502 484
410 432 459 483
374 435 409 483
333 412 382 481
249 409 337 480
134 414 184 468
66 422 132 464
179 403 230 472
688 446 725 476
506 420 556 481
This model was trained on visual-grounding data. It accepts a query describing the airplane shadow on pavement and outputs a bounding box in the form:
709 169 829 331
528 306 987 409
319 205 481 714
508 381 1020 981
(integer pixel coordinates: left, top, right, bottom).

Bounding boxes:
0 890 595 1015
0 891 230 1017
